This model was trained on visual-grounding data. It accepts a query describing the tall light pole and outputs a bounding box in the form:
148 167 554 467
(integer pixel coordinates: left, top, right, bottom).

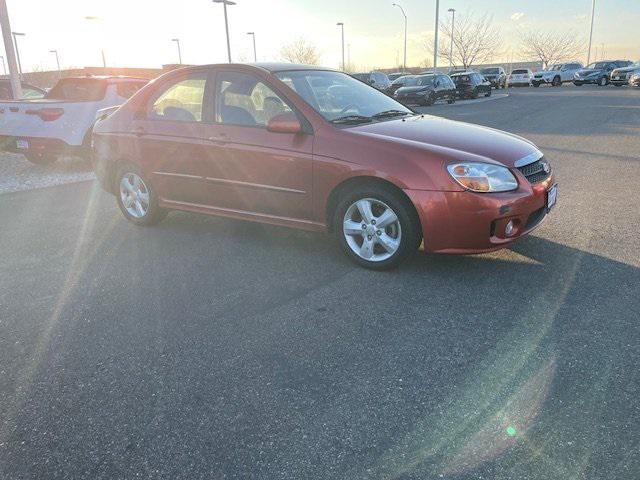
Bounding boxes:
11 31 24 78
433 0 440 71
336 22 345 70
392 3 407 71
587 0 596 65
213 0 236 63
171 38 182 64
0 0 21 98
447 8 455 69
247 32 256 62
0 55 5 75
49 49 60 71
84 16 107 67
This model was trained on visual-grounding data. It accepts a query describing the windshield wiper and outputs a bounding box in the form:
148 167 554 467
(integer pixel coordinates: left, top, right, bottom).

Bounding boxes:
330 115 372 125
371 109 413 119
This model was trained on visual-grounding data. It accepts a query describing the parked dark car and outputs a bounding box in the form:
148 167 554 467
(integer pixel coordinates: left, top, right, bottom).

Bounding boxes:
92 63 555 269
479 67 507 89
0 80 45 99
385 75 417 96
448 69 467 76
573 60 632 86
610 61 640 86
351 71 391 91
450 72 492 99
393 74 456 106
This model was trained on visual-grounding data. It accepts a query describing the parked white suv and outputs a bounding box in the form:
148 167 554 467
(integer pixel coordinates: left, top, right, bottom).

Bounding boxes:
0 76 147 164
531 63 583 87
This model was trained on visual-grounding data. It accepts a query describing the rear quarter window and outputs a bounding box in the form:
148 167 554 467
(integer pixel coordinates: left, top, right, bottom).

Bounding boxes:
45 78 107 101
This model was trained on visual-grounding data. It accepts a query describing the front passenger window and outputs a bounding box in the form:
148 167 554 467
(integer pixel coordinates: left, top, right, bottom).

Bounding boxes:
151 76 206 122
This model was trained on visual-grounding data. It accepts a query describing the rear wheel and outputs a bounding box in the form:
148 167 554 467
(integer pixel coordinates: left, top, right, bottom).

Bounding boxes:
447 95 456 104
25 152 57 165
532 82 540 88
334 186 421 270
116 163 167 226
598 76 608 86
485 88 492 97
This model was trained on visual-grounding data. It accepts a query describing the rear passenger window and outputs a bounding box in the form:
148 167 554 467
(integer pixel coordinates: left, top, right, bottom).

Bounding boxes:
150 76 206 122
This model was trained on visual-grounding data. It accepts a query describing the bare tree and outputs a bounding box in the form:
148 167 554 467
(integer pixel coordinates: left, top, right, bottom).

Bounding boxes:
280 37 321 65
429 13 502 69
520 30 583 69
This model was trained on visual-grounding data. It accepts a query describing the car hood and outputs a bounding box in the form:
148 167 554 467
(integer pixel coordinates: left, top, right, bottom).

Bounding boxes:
395 86 430 94
576 68 602 76
612 66 639 74
349 115 538 168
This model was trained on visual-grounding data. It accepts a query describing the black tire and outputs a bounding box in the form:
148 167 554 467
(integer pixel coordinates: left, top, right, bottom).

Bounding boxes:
552 76 562 87
485 88 492 97
471 90 479 99
333 185 421 270
598 76 608 86
573 82 582 86
532 82 540 88
25 152 57 165
115 162 168 226
447 95 456 104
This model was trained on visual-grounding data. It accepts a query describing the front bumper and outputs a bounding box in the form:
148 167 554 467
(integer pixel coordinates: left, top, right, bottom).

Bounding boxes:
406 174 555 254
573 76 600 85
532 76 552 84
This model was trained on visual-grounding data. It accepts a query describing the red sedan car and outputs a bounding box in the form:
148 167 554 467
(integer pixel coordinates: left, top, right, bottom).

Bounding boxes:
92 63 556 269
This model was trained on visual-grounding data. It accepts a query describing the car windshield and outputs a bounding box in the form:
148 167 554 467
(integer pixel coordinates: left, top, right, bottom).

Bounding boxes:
451 75 470 84
586 62 609 69
546 64 562 71
392 75 415 85
274 70 412 123
511 69 529 74
480 68 499 74
416 75 435 86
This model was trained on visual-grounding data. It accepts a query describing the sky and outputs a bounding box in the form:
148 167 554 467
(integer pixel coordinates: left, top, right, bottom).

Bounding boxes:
1 0 639 73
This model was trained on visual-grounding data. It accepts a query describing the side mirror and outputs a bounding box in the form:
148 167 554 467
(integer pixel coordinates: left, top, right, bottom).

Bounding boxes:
266 112 302 134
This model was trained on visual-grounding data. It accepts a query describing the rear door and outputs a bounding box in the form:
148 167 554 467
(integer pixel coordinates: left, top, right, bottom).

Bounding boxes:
130 70 212 205
198 69 313 221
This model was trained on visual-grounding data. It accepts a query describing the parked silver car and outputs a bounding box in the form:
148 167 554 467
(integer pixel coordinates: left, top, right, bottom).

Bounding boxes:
531 62 583 87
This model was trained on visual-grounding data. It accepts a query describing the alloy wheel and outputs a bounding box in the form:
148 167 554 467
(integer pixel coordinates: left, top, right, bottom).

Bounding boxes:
342 198 402 262
120 173 150 218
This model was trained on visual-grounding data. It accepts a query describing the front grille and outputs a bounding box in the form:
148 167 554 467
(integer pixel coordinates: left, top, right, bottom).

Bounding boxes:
517 158 551 184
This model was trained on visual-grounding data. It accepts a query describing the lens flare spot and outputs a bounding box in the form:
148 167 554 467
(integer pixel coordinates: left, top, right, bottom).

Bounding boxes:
506 425 517 437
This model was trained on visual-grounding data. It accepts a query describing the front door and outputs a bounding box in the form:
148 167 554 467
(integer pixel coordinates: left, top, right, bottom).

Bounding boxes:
199 70 314 222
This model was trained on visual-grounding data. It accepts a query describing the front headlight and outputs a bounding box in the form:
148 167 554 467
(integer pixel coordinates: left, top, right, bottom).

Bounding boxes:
447 162 518 193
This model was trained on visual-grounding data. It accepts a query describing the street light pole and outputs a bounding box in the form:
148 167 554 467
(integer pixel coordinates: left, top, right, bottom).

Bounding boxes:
433 0 440 71
213 0 236 63
12 31 24 78
171 38 182 64
447 8 455 69
392 3 407 71
84 16 107 68
0 0 21 98
0 55 5 75
247 32 256 62
49 49 60 71
336 22 345 70
587 0 596 65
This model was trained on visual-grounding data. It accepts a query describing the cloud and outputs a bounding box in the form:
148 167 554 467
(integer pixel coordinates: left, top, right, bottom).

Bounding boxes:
510 12 525 21
573 13 588 20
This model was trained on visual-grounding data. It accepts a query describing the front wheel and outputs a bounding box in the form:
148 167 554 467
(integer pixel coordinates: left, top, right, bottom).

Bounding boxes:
598 76 608 86
552 76 562 87
116 163 167 226
447 96 456 104
532 82 540 88
485 88 492 97
25 152 57 165
335 187 421 270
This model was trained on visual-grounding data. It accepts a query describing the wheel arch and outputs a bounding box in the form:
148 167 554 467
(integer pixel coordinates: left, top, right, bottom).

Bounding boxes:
324 175 420 233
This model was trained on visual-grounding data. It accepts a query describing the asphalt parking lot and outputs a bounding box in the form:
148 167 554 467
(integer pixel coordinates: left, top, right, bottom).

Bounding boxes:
1 85 639 479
